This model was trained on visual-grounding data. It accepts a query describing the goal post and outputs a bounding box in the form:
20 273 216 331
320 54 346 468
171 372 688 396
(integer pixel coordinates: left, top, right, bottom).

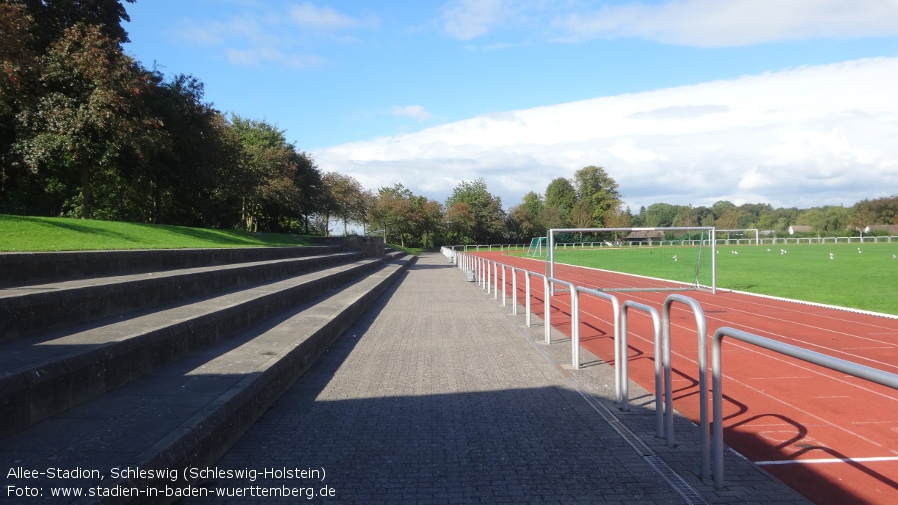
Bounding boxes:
526 236 547 257
547 227 717 294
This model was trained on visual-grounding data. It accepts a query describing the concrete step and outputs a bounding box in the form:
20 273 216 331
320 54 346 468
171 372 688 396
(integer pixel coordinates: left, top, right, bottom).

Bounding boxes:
0 256 385 438
0 253 415 504
0 250 363 341
0 246 344 288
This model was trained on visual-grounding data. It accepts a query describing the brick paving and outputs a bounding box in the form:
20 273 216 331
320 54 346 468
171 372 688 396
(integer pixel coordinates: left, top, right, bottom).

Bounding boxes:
184 253 810 504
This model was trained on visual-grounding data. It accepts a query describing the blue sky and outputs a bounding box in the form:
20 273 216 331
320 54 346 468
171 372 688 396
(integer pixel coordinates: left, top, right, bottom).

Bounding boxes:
123 1 898 213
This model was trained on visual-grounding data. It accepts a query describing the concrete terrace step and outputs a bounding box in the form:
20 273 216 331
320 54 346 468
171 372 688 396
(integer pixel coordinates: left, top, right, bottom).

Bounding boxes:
0 253 415 504
0 250 363 341
0 256 388 438
0 246 345 288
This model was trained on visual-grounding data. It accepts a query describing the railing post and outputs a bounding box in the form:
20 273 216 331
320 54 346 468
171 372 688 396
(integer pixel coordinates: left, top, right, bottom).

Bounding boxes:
525 272 532 327
662 294 707 457
578 289 621 400
710 326 898 490
619 301 661 419
501 265 507 306
570 283 580 369
511 267 518 315
544 275 551 344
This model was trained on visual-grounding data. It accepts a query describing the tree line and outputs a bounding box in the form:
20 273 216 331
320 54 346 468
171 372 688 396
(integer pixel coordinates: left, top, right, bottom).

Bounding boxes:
1 0 330 232
2 1 895 247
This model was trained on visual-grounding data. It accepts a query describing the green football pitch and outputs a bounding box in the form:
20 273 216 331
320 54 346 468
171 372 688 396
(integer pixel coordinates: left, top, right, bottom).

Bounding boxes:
513 242 898 316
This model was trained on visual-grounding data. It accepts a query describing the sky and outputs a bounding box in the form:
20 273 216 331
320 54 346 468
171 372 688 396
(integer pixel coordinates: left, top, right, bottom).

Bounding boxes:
122 0 898 213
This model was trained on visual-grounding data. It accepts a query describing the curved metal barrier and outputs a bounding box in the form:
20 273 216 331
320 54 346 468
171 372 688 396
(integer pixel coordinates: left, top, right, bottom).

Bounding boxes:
710 327 898 489
661 295 707 454
443 247 898 491
620 301 663 428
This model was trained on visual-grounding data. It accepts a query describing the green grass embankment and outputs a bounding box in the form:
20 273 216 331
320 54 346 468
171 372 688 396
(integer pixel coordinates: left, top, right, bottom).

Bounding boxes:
0 215 306 251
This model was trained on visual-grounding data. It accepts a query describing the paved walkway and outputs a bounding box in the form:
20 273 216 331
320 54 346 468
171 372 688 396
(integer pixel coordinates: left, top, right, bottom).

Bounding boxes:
185 253 810 504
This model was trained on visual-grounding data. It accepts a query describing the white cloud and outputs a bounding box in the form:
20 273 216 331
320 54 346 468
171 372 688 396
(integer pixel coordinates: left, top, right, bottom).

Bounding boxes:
288 2 379 31
441 0 513 40
289 3 361 30
391 105 434 121
439 0 898 46
552 0 898 47
314 57 898 210
175 3 375 68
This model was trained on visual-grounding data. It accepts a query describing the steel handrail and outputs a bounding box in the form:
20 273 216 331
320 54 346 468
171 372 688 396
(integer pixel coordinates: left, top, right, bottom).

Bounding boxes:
577 288 621 393
620 301 662 425
710 326 898 489
661 295 707 456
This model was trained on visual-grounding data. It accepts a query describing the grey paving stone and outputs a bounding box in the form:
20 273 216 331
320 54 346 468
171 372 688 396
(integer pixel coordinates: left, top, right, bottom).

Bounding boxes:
184 253 810 504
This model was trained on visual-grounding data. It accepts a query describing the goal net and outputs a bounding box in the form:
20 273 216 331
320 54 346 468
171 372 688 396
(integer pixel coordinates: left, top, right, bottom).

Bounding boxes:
526 236 547 257
546 227 717 293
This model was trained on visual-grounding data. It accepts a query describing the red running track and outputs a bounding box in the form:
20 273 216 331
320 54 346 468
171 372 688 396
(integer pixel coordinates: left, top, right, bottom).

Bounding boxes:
472 252 898 505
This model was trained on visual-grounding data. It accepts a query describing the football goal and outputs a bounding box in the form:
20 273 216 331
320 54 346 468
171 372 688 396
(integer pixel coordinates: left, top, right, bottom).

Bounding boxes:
546 227 717 294
526 237 547 257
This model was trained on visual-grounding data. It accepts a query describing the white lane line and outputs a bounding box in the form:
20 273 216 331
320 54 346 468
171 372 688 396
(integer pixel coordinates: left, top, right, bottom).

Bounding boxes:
756 456 898 466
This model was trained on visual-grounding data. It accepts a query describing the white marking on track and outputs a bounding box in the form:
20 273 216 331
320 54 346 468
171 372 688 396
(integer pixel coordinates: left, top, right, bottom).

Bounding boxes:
756 456 898 466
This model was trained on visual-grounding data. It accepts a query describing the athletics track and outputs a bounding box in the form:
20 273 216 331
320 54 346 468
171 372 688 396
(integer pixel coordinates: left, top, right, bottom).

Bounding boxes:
472 251 898 505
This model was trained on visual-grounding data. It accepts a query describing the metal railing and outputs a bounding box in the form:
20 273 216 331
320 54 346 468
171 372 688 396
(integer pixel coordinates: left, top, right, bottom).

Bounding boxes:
662 295 708 469
620 301 663 433
710 327 898 489
444 247 898 491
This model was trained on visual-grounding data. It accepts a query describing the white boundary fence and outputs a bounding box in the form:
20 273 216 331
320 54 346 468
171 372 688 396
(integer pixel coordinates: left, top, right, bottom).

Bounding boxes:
441 246 898 489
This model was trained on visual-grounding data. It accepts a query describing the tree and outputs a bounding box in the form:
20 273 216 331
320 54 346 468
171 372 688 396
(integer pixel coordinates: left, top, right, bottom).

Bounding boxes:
445 201 474 244
573 165 622 226
16 23 161 218
122 72 243 226
853 196 898 225
290 149 324 234
544 177 576 225
16 0 135 50
569 201 593 229
715 208 741 230
322 171 365 236
521 191 544 218
0 3 40 213
847 207 875 235
798 205 849 234
229 115 312 232
538 205 566 231
445 178 506 243
507 191 546 242
674 205 700 227
411 196 444 247
604 204 632 240
643 203 681 227
369 183 415 246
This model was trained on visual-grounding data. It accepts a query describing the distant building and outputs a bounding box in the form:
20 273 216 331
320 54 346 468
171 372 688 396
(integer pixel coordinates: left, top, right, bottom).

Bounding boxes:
625 230 666 243
788 225 812 235
866 224 898 235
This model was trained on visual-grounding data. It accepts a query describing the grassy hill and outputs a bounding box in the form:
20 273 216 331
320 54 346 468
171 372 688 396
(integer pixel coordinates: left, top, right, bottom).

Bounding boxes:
0 215 306 252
